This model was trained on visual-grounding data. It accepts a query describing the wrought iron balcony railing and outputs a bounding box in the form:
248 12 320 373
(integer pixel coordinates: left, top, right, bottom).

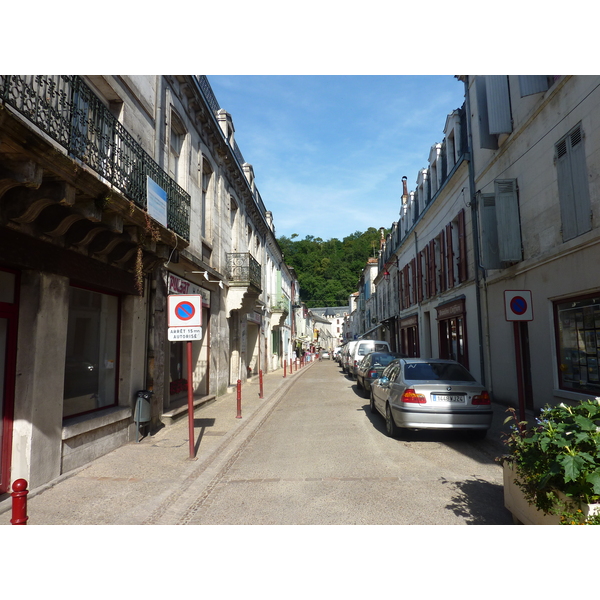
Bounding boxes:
0 75 190 241
271 294 290 313
226 252 262 291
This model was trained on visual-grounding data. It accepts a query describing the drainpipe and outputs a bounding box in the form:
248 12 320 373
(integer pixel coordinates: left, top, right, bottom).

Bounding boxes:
463 75 487 386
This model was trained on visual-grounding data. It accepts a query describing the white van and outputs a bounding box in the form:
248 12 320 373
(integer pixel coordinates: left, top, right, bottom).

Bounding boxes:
349 339 391 378
341 341 359 374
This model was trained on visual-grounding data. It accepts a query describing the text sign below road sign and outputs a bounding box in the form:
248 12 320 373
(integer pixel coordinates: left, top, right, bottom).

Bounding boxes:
504 290 533 321
168 295 202 327
168 327 203 341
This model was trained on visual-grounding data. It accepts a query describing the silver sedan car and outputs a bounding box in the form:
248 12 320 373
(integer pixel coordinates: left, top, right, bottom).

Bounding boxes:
370 358 492 439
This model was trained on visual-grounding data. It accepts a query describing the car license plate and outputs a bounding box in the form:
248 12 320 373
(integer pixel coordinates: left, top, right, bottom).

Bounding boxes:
432 394 465 403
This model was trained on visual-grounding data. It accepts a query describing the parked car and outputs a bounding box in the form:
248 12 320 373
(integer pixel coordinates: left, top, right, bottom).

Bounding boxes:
355 351 405 393
370 358 492 439
321 351 330 359
349 339 391 379
341 341 359 374
332 346 342 361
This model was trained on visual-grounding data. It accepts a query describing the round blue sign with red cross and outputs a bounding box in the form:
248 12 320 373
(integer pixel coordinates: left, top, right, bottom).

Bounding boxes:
175 301 195 321
504 290 533 321
168 295 202 327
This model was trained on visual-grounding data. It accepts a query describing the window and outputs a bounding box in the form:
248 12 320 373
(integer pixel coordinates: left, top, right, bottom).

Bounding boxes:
555 294 600 395
437 298 468 369
475 76 512 149
169 112 186 183
480 179 522 267
201 156 213 239
63 287 119 418
556 124 591 241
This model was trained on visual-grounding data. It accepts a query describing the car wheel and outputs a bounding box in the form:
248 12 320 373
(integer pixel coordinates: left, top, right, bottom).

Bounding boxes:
385 403 401 438
356 376 362 390
370 392 376 414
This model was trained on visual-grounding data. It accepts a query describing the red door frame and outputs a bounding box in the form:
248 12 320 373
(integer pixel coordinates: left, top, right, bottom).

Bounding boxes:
1 267 19 495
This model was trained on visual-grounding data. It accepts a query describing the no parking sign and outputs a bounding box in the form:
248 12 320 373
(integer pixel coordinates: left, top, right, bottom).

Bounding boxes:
504 290 533 321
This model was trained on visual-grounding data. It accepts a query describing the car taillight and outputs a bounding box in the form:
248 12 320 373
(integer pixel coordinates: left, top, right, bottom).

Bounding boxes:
368 370 378 378
354 360 358 367
401 389 426 404
472 391 491 405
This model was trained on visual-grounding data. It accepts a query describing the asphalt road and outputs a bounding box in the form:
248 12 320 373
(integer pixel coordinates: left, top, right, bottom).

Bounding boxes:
183 359 513 525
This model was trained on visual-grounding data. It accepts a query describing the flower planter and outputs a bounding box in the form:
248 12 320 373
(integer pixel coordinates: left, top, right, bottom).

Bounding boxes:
503 463 600 525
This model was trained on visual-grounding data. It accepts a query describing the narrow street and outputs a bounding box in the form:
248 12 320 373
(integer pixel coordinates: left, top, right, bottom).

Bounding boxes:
180 360 512 525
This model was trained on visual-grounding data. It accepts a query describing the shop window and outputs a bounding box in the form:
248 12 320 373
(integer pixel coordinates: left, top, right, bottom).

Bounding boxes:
436 299 468 369
63 286 119 418
400 315 419 357
555 294 600 395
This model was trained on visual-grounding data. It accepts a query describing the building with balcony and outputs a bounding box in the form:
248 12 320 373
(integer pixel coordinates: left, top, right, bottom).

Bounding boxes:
0 75 295 496
0 75 189 493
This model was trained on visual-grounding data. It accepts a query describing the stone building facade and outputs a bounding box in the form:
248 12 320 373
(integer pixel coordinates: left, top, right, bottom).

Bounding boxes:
0 75 296 496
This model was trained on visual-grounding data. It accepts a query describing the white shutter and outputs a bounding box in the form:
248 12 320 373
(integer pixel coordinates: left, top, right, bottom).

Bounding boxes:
480 194 501 269
486 76 513 135
518 76 549 97
569 127 592 237
494 179 522 262
475 76 498 150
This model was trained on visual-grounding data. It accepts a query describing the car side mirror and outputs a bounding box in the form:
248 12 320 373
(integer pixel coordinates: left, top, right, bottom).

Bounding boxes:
379 376 390 387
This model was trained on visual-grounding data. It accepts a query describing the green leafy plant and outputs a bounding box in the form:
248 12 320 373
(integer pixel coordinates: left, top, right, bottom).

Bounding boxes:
499 399 600 524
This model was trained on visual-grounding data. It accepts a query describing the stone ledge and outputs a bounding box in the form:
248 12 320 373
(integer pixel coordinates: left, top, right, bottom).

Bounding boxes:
161 394 216 426
62 406 131 440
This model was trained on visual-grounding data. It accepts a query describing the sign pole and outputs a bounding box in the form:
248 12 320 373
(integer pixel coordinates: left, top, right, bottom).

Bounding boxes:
513 322 527 423
187 340 196 459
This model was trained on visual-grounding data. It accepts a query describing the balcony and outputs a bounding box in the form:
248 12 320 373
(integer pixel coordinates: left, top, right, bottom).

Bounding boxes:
225 253 262 315
0 75 190 241
226 252 262 291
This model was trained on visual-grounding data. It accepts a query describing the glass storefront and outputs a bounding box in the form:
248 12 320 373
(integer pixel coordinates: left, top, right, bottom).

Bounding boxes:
63 286 119 418
555 294 600 395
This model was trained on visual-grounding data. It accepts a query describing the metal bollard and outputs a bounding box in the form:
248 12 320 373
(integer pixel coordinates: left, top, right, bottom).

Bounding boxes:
236 379 242 418
283 360 286 378
290 358 293 374
259 370 264 398
11 479 29 525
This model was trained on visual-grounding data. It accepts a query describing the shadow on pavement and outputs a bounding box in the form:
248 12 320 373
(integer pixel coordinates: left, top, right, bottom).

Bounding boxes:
443 476 513 524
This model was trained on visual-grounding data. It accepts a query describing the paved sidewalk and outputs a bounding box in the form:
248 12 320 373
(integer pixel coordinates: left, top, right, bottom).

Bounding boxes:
0 361 315 525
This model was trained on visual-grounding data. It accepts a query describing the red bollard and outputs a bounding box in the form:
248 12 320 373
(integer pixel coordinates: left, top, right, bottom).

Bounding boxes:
236 379 242 418
259 370 264 398
283 359 286 378
290 358 293 374
11 479 29 525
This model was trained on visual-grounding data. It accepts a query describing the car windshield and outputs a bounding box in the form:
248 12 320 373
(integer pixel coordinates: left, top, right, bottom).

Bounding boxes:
403 362 476 382
371 354 402 367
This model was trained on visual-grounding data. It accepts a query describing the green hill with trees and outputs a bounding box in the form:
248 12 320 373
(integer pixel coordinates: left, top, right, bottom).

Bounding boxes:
277 227 383 308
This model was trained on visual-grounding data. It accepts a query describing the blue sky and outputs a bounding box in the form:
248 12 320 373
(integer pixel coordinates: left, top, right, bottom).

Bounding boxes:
207 75 466 242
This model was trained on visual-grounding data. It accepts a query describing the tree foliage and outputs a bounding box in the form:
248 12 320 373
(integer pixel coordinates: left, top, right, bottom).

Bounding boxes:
277 228 383 308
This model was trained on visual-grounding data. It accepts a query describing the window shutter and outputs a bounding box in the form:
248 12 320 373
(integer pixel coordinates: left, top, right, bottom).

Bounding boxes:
480 194 501 269
475 76 498 150
416 251 423 303
556 137 577 241
446 223 454 287
486 76 513 135
410 258 416 305
555 125 591 242
424 246 430 299
429 239 436 296
518 75 549 97
458 209 468 282
569 126 592 237
494 179 522 262
439 230 447 291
